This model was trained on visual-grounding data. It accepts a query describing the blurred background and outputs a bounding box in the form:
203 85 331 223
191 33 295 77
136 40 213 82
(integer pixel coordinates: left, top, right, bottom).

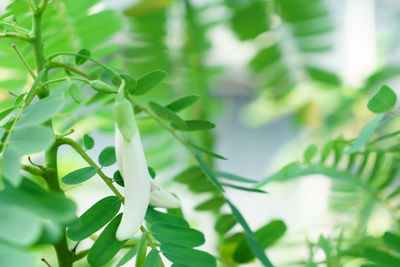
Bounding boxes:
2 0 400 266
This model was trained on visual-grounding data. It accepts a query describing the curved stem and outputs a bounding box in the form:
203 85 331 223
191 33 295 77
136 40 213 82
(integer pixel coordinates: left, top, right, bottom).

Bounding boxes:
47 61 90 79
40 76 88 88
0 32 32 42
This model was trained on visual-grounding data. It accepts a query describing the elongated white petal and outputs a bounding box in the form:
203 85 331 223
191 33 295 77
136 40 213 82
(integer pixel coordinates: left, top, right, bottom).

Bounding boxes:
115 127 150 241
149 179 180 209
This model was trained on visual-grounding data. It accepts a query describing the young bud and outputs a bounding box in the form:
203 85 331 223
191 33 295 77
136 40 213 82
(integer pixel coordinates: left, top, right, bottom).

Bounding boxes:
89 80 116 94
113 98 135 141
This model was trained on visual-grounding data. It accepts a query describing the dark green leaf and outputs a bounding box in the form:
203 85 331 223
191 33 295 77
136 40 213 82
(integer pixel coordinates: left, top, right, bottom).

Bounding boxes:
143 249 162 267
98 146 116 166
174 120 215 131
0 107 16 122
215 214 236 234
88 214 126 266
145 208 189 228
75 49 91 65
0 243 33 267
113 170 124 186
148 166 156 179
116 245 137 267
221 183 267 194
67 196 121 241
136 233 148 267
151 223 205 247
195 153 224 192
83 134 94 150
166 95 199 112
233 220 286 263
367 85 397 113
160 243 216 267
149 102 187 129
188 141 227 160
346 113 385 154
17 93 63 127
214 171 257 183
195 197 225 211
133 70 166 95
61 166 97 185
363 248 400 267
226 199 273 267
383 232 400 253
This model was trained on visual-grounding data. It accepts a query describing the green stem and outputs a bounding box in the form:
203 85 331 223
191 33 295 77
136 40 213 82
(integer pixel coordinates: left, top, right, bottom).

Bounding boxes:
0 32 32 42
12 43 36 79
47 61 90 78
40 76 88 88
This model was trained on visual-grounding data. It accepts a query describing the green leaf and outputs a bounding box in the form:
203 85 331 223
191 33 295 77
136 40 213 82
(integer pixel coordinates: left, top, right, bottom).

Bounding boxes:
25 69 46 103
98 146 116 166
160 243 216 267
75 48 91 65
67 196 121 241
143 249 162 267
113 170 124 186
119 73 137 95
148 166 156 179
188 141 227 160
166 95 199 112
174 120 215 131
383 232 400 253
37 221 62 245
215 214 236 234
226 199 273 267
304 144 318 164
145 208 189 228
116 245 137 267
133 70 166 95
149 102 187 129
0 107 16 122
0 179 76 224
233 220 286 263
83 134 94 150
346 113 385 154
17 93 63 127
305 66 341 86
9 126 54 155
0 205 41 246
195 197 225 211
61 166 97 185
221 183 267 194
2 147 21 186
0 242 33 267
364 248 400 267
367 85 397 113
195 153 224 192
151 223 205 247
88 214 126 266
136 233 148 267
214 171 257 183
14 93 25 106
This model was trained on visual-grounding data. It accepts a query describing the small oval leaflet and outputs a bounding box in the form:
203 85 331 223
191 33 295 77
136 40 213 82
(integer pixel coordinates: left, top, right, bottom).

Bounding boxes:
367 85 397 113
132 70 166 95
61 166 97 185
98 146 116 166
83 134 94 150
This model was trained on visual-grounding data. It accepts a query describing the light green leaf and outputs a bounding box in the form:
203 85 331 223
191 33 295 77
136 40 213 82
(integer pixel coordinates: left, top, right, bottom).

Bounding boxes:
151 223 205 247
346 113 385 154
0 107 16 122
214 171 257 183
174 120 215 131
160 243 216 267
0 205 41 246
116 245 137 267
143 249 162 267
88 214 126 266
17 93 63 127
136 233 148 267
0 242 33 267
221 183 267 194
61 166 97 185
195 197 225 211
67 196 121 241
83 134 95 150
133 70 166 95
25 69 46 103
304 144 318 164
367 85 397 113
215 214 236 234
166 95 199 112
2 147 21 186
149 102 187 129
37 221 62 245
226 199 273 267
9 126 54 155
98 146 116 166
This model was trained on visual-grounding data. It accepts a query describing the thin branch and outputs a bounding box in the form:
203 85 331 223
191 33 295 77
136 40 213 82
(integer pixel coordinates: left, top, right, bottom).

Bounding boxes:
0 32 32 42
47 61 90 79
12 43 36 79
41 258 51 267
22 165 44 177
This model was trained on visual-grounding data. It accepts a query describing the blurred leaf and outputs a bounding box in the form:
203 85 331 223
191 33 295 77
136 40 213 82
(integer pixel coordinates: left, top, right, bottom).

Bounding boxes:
367 85 397 113
346 113 385 154
116 245 137 267
25 69 46 103
9 125 54 155
0 107 16 122
143 248 162 267
2 147 21 186
160 243 216 267
166 95 199 112
98 146 116 166
383 232 400 253
221 183 267 194
136 233 148 267
0 242 33 267
363 248 400 267
195 153 224 192
188 141 227 160
174 120 215 131
75 48 91 65
151 223 205 247
149 102 187 129
83 134 95 150
304 144 318 164
37 221 62 245
214 171 257 183
67 196 121 241
215 214 236 234
195 196 225 211
61 166 97 185
148 166 156 178
305 66 341 86
88 214 126 266
132 70 166 95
